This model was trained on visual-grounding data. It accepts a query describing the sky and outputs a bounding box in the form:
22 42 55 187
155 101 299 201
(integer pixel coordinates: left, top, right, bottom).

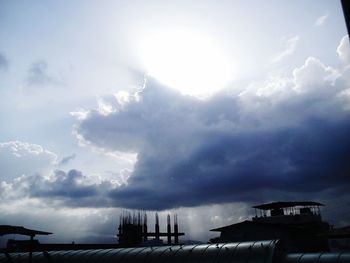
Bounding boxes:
0 0 350 244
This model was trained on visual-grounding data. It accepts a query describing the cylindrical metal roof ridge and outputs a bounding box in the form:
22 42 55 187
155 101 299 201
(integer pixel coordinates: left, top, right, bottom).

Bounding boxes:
284 252 350 263
0 240 279 263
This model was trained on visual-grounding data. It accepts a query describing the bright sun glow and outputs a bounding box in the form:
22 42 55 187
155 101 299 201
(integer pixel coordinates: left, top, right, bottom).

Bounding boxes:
140 30 233 97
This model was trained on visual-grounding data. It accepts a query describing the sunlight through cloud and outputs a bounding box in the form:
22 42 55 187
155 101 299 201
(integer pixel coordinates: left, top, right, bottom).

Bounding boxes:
139 29 233 98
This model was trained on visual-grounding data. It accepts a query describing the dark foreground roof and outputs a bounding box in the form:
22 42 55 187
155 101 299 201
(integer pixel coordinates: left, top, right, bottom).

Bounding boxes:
320 226 350 238
1 241 349 263
285 253 350 263
0 225 52 237
253 201 324 210
0 240 278 263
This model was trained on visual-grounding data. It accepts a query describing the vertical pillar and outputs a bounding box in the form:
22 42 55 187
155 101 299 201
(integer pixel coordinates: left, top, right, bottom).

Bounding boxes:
155 213 160 240
174 214 179 245
143 213 148 242
137 211 142 244
167 214 171 245
29 235 34 263
118 215 122 244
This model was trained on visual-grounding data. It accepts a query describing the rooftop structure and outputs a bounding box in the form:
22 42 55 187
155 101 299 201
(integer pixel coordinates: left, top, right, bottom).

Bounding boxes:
0 225 52 263
0 225 52 237
252 201 324 210
252 201 325 225
210 201 331 252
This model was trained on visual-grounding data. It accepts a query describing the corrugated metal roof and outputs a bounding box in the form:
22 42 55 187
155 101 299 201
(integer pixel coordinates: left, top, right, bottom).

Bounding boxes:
0 240 278 263
284 253 350 263
2 241 350 263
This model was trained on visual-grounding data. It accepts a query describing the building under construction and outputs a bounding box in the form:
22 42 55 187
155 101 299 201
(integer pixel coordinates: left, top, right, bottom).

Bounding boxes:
117 212 184 247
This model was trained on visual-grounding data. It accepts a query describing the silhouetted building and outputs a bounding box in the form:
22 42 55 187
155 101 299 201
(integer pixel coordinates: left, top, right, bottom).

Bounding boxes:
117 212 184 247
210 201 330 252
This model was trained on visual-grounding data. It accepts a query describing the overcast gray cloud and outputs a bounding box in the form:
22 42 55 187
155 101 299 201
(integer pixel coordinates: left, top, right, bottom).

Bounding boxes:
27 60 63 86
72 35 350 210
0 52 9 71
58 153 76 166
13 169 114 206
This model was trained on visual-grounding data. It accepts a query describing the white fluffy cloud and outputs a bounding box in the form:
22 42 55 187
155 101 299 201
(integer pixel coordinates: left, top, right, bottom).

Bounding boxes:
292 57 338 93
337 35 350 65
0 141 57 182
271 35 299 63
314 13 329 27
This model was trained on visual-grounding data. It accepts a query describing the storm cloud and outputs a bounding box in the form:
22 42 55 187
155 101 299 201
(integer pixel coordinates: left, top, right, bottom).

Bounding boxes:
2 1 349 245
3 37 349 211
74 36 350 210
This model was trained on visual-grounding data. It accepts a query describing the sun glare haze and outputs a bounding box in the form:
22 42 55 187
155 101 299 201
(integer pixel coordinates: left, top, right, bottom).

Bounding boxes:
139 29 233 97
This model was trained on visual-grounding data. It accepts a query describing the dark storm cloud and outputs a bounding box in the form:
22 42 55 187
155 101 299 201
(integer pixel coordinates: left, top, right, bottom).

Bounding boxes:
73 37 350 210
0 52 9 71
34 170 98 198
76 80 350 209
108 117 350 209
101 99 350 209
9 169 114 207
